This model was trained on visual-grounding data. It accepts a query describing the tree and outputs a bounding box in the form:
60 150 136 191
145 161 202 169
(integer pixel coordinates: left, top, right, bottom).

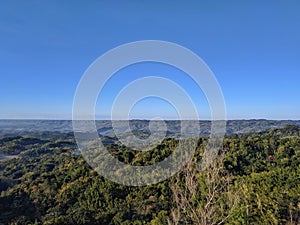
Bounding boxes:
169 153 240 225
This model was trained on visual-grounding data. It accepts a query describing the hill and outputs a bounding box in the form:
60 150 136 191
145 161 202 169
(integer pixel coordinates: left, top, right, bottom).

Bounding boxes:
0 125 299 224
0 119 300 138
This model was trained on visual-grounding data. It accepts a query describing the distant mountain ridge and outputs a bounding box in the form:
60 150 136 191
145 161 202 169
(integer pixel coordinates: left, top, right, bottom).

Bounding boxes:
0 119 299 138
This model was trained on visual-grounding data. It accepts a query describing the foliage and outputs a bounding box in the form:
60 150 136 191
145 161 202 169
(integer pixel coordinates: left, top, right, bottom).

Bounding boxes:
0 125 299 224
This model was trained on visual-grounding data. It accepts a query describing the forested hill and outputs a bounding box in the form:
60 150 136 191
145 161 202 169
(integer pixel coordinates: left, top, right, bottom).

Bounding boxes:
0 119 300 137
260 124 300 137
231 124 300 138
0 125 299 224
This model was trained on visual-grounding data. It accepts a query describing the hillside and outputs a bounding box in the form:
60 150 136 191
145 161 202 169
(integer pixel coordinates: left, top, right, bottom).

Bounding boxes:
0 125 299 224
0 119 300 138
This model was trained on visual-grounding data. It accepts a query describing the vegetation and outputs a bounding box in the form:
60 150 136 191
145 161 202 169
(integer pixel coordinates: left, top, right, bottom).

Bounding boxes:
0 125 299 224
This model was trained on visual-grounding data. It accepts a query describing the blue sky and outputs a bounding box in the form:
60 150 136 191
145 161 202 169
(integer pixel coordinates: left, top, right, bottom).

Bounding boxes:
0 1 299 120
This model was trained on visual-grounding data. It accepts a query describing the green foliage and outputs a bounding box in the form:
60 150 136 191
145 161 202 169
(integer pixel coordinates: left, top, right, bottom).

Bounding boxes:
0 125 299 224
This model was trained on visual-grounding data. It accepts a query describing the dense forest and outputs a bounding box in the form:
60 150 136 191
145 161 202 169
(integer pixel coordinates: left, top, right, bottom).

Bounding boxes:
0 125 299 224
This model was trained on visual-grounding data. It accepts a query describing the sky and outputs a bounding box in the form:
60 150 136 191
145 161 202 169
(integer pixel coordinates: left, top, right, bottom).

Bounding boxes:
0 0 299 120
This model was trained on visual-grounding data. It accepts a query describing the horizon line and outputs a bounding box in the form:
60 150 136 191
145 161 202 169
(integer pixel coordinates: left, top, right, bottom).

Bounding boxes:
0 118 300 121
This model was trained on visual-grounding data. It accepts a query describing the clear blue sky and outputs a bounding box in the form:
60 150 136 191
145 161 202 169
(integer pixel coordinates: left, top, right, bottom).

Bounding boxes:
0 1 299 120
